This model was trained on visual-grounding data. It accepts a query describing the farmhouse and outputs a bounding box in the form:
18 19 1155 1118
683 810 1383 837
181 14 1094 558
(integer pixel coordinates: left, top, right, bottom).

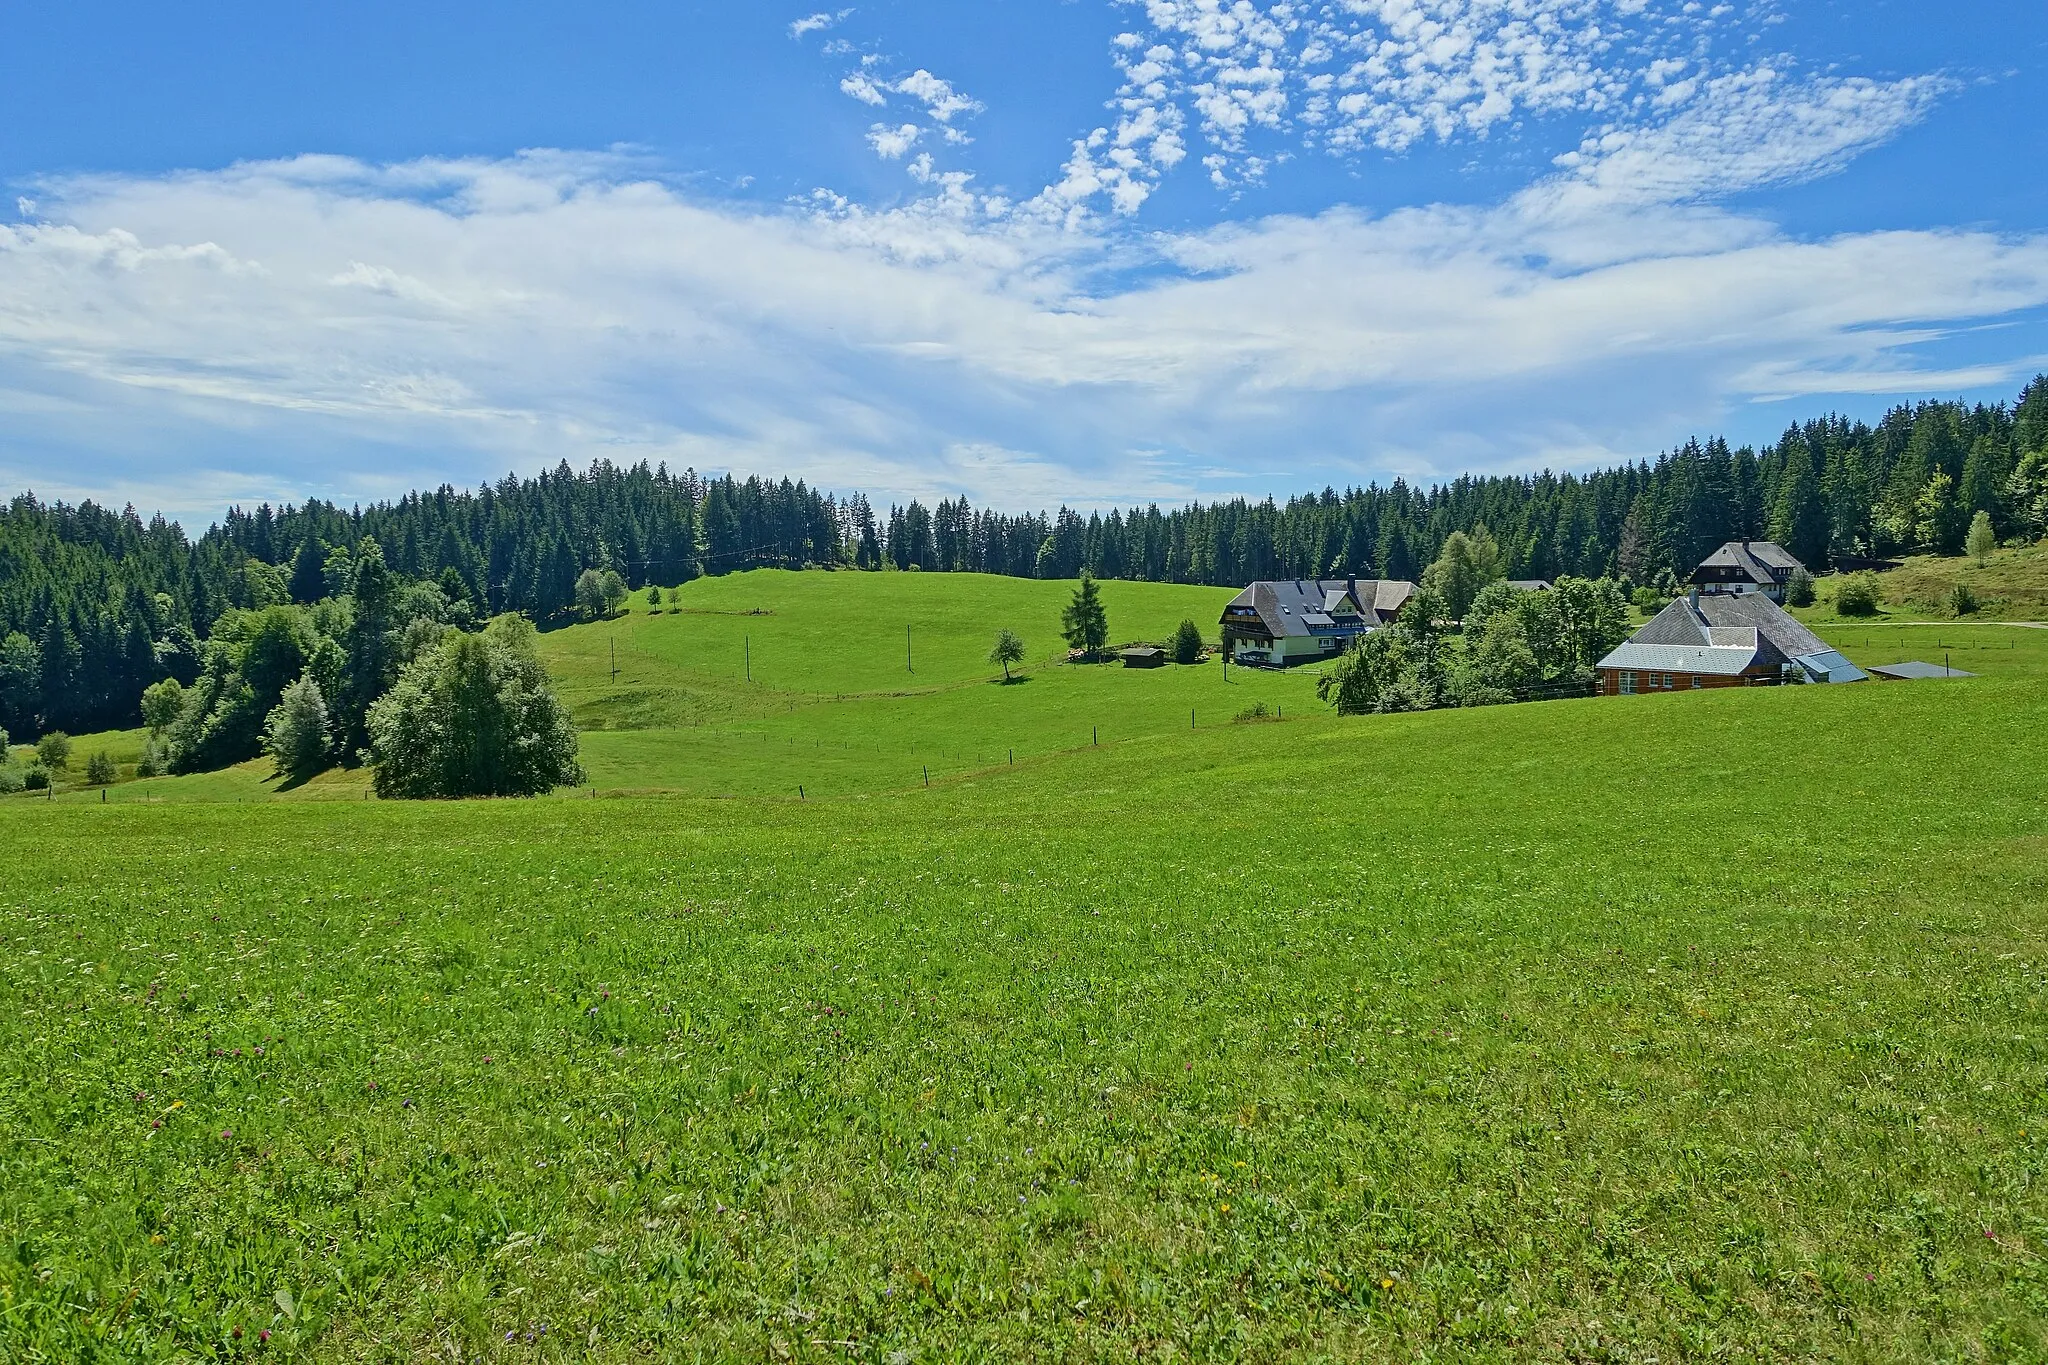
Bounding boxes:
1220 578 1415 667
1597 590 1867 694
1689 540 1807 602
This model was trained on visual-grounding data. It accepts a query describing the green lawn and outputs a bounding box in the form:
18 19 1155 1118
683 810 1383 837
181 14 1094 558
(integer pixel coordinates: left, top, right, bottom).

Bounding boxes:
4 655 2047 1359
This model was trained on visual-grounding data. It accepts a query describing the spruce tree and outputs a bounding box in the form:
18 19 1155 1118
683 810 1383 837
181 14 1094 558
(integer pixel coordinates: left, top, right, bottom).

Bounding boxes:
1060 573 1109 658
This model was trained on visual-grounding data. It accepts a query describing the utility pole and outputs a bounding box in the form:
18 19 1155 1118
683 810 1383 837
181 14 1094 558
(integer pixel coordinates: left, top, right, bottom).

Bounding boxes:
609 638 619 683
907 625 913 674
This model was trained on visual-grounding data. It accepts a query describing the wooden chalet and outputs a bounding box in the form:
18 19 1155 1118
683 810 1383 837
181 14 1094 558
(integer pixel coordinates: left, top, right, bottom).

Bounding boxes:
1689 540 1807 603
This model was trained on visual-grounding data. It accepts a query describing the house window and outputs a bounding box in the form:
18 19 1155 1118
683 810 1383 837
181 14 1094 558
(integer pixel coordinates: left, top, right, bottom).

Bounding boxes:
1619 671 1637 695
1691 676 1703 689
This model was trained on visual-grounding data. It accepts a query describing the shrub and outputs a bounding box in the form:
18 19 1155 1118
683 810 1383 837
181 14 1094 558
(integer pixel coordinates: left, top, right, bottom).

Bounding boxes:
1784 567 1816 608
0 765 22 794
23 764 50 791
85 751 117 785
1233 701 1274 723
1170 619 1205 665
1949 582 1980 617
1835 573 1883 617
1631 586 1664 612
265 675 334 780
35 732 71 770
368 616 583 799
135 740 170 779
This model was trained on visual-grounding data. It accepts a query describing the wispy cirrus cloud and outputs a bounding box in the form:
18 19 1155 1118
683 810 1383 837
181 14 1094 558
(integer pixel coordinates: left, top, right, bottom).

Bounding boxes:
789 10 852 40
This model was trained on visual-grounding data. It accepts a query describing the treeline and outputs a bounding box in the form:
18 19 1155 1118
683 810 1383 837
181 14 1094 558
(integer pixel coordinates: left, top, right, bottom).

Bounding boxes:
5 378 2045 739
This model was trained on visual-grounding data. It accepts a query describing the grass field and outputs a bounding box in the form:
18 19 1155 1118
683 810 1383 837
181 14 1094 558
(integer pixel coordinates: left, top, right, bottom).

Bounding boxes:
5 566 2048 1359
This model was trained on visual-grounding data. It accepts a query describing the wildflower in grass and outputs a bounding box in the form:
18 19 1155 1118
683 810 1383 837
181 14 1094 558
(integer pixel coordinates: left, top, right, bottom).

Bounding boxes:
220 1128 233 1139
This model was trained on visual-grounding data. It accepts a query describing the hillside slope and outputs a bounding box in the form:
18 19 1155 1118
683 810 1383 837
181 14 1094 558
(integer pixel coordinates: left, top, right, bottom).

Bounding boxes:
3 663 2045 1358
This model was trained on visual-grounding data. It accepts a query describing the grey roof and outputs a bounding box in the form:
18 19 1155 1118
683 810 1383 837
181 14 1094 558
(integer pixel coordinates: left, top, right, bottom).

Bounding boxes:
1506 579 1553 592
1598 642 1762 676
1693 540 1804 585
1870 660 1976 680
1791 650 1869 684
1628 592 1830 672
1221 578 1416 638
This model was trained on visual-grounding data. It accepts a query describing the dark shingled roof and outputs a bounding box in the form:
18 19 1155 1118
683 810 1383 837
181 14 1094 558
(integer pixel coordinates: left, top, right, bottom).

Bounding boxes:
1692 540 1804 586
1221 578 1416 638
1623 593 1831 671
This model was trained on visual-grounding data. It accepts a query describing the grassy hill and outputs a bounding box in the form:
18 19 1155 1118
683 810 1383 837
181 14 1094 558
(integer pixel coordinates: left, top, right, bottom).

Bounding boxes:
1803 541 2048 623
4 571 2048 1358
4 674 2046 1359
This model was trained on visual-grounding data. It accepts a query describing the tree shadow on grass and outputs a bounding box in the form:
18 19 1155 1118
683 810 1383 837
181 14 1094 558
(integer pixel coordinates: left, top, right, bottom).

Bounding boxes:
988 675 1034 686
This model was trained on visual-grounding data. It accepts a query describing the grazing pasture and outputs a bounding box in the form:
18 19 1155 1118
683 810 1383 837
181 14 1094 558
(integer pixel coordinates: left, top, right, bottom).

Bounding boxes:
4 659 2047 1360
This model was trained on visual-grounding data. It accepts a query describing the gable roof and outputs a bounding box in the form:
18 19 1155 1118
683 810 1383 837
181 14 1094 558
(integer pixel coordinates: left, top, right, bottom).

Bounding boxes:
1599 642 1763 676
1605 592 1850 677
1693 540 1804 585
1222 578 1416 638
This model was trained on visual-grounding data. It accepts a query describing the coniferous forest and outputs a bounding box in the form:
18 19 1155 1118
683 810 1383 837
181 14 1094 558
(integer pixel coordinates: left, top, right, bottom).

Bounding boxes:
4 377 2046 741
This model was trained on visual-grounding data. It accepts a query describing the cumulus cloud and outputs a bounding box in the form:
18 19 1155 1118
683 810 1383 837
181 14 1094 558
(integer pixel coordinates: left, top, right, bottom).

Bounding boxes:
2 150 2044 523
867 123 923 159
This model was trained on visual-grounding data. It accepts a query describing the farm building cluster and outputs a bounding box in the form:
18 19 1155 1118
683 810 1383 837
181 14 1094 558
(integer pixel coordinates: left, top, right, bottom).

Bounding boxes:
1213 541 1966 693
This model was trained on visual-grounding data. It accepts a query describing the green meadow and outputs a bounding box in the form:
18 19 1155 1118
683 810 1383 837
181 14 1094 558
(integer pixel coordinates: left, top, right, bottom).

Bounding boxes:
4 571 2048 1361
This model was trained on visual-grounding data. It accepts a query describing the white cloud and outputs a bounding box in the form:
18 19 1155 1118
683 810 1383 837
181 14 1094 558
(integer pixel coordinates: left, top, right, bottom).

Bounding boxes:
790 10 851 39
3 150 2045 525
840 73 888 106
867 123 923 159
892 69 983 123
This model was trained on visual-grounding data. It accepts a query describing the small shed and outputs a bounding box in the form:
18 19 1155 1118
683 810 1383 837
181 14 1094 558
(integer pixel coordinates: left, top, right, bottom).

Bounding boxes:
1869 661 1976 681
1119 646 1167 669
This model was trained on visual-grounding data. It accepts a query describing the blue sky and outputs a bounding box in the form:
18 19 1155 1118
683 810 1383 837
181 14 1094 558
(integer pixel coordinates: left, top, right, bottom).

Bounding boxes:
2 1 2044 526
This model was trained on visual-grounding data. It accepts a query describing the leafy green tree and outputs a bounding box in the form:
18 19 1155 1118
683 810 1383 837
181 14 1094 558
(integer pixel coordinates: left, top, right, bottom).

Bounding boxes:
1949 583 1980 617
264 674 333 780
574 568 629 620
1966 510 1996 565
84 750 116 785
1060 573 1109 658
1170 618 1204 665
644 584 662 611
1420 527 1504 620
1461 582 1527 648
988 629 1026 682
35 731 71 770
240 559 290 609
368 617 584 799
1467 615 1541 698
1317 627 1411 716
141 678 185 734
1784 567 1816 608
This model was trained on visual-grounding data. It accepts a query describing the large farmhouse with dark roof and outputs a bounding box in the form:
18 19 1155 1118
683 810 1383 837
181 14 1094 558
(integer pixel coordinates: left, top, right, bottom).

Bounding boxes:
1219 578 1415 667
1690 540 1807 603
1597 590 1866 694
